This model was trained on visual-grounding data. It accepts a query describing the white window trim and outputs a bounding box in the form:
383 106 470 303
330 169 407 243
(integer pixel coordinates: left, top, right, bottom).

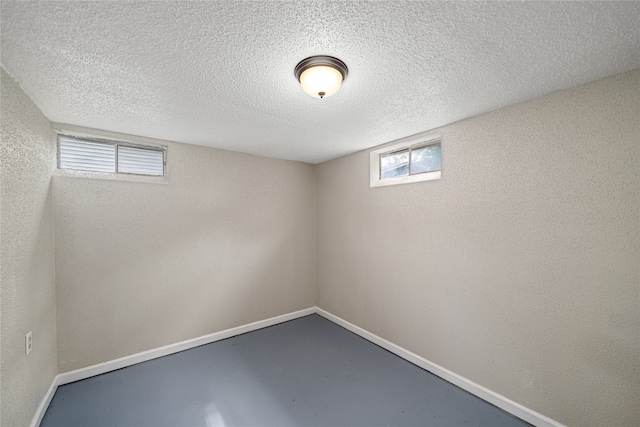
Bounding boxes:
57 135 166 175
370 132 441 188
52 123 169 184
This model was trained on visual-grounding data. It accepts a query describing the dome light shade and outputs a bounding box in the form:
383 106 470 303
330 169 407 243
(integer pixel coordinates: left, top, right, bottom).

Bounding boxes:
294 56 348 99
299 66 343 99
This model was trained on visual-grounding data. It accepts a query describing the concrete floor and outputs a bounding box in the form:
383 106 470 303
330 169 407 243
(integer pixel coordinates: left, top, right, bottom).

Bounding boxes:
41 314 530 426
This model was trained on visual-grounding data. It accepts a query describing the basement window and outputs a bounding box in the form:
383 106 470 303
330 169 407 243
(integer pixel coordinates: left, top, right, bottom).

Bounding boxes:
58 136 165 176
370 133 441 187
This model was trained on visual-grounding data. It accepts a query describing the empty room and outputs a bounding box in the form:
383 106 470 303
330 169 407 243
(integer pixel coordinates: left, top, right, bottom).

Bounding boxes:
1 2 638 426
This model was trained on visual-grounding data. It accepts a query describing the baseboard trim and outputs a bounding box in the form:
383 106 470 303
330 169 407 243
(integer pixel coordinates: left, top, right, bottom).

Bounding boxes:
316 308 564 427
32 306 562 427
31 307 315 426
30 375 59 427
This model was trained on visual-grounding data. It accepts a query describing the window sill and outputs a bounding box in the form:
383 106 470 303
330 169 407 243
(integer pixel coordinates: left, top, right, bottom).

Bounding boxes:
53 168 168 185
370 170 441 188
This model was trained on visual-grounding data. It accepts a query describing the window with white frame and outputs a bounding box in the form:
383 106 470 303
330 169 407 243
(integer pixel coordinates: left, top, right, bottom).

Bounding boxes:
58 136 166 176
370 133 441 187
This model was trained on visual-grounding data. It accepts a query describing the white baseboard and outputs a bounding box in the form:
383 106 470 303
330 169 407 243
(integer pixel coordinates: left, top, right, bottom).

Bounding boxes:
316 308 564 427
56 307 315 387
30 376 58 427
32 306 562 427
31 307 315 426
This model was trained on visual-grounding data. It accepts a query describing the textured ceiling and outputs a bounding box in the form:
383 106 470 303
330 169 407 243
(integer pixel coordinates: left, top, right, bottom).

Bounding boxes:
1 2 639 164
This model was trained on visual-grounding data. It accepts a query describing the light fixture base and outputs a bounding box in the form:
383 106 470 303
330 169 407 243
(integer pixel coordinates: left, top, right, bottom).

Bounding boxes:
294 56 349 82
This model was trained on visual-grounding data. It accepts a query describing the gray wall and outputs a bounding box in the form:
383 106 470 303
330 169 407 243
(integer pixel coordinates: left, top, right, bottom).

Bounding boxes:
1 68 58 426
53 130 316 372
316 69 639 426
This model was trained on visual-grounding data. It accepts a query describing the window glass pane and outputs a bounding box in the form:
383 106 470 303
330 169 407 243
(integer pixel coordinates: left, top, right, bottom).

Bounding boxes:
59 138 116 172
380 150 409 179
410 143 441 174
117 146 164 176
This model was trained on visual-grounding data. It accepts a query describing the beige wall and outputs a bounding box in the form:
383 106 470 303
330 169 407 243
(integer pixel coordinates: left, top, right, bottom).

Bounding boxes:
1 68 58 426
3 64 638 426
53 130 316 372
316 69 640 426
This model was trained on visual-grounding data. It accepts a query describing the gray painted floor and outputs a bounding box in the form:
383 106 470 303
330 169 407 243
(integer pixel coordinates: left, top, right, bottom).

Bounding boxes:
42 314 530 426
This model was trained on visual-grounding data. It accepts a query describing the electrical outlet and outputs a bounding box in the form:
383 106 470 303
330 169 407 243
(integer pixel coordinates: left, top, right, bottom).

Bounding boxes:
26 331 32 355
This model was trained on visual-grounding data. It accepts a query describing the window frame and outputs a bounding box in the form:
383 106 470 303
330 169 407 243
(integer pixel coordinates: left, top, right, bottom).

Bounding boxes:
57 135 167 177
370 132 441 188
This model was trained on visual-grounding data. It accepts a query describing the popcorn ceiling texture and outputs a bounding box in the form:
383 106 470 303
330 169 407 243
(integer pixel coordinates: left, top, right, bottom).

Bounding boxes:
316 69 640 427
0 68 58 426
1 2 639 164
53 130 316 373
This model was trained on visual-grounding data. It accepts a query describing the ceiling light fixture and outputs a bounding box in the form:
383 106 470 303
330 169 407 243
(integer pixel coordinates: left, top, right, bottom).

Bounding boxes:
294 55 348 99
